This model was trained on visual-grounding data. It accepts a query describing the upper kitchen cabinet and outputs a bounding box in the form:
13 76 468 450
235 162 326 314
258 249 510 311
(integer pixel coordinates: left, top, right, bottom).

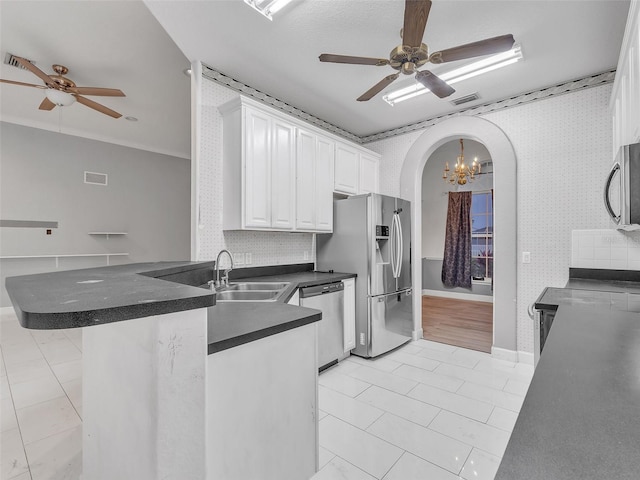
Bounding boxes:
296 129 334 232
334 144 380 196
611 1 640 156
220 97 295 231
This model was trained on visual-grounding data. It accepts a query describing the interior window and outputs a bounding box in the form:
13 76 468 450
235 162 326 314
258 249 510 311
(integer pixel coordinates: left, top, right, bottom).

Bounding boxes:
471 192 493 281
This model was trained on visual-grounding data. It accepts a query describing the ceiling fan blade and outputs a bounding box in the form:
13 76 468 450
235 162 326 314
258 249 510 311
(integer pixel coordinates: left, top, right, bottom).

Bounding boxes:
428 34 515 64
75 95 122 118
357 73 400 102
67 86 125 97
13 56 56 87
402 0 432 48
38 97 56 111
415 70 455 98
319 54 389 66
0 79 47 89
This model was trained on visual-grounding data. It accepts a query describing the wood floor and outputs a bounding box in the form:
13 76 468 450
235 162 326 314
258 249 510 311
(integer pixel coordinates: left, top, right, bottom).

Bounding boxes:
422 295 493 353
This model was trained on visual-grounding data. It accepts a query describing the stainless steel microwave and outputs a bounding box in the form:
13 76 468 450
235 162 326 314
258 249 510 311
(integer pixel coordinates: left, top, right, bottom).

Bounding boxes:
604 142 640 231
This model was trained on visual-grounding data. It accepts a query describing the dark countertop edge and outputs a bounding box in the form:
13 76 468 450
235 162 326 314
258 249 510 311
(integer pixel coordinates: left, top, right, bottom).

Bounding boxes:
138 261 215 278
229 262 315 279
16 295 214 330
208 310 322 354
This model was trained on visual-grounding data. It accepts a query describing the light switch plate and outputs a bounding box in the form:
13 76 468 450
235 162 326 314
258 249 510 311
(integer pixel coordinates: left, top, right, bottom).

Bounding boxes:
245 253 252 265
522 252 531 264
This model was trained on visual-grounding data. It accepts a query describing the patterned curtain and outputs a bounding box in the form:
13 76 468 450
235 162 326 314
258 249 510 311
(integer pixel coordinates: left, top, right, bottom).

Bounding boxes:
441 191 472 288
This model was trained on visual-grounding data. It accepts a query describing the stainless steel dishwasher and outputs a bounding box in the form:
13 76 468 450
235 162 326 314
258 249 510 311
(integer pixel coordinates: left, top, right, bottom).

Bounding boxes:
299 282 345 371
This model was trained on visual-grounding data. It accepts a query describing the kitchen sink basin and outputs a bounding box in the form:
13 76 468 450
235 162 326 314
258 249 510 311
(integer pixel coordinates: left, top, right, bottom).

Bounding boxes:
214 281 291 302
224 282 289 291
216 290 281 302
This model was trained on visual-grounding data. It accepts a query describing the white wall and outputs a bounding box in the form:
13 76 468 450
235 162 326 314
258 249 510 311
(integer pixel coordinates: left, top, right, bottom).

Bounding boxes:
366 83 614 354
0 122 191 307
195 77 314 265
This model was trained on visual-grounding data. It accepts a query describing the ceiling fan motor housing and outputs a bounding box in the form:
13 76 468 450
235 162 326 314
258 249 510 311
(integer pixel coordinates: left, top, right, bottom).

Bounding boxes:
389 43 429 74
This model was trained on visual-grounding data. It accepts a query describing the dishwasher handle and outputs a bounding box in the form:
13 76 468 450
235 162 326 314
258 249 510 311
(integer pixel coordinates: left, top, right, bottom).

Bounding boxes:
299 282 344 298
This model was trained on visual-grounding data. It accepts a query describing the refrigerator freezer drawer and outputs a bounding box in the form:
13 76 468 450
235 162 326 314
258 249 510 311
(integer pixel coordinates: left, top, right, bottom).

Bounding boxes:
366 289 413 358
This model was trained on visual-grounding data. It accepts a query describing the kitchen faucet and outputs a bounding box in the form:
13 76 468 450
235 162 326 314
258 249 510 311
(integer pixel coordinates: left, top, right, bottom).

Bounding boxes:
213 249 234 290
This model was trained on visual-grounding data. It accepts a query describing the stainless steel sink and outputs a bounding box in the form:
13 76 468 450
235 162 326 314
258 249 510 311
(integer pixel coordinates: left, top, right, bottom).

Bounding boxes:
224 282 289 291
216 290 281 302
215 281 290 302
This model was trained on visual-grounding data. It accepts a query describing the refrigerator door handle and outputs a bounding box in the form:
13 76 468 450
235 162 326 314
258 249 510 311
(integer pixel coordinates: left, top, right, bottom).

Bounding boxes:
396 213 403 278
390 213 397 278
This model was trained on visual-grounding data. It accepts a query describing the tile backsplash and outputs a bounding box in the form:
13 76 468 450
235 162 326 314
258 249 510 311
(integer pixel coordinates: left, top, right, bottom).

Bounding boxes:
571 229 640 270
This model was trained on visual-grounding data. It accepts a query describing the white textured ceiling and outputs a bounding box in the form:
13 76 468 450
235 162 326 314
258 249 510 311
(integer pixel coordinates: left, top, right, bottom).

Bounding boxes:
0 1 631 157
146 0 630 138
0 1 191 158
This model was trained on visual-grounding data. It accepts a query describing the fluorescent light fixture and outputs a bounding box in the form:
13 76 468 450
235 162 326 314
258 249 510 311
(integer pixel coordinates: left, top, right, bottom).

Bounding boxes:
383 44 523 106
243 0 294 20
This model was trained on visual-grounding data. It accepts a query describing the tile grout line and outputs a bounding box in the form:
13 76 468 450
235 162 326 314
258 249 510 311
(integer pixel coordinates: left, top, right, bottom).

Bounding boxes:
0 341 33 480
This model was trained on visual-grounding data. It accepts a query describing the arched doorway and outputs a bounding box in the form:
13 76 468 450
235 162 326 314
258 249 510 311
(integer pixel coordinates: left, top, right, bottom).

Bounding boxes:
399 116 518 358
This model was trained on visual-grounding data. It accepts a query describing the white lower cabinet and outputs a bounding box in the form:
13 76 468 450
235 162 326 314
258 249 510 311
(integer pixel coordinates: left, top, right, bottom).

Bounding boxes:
207 324 318 480
342 278 356 352
287 288 300 305
296 129 334 232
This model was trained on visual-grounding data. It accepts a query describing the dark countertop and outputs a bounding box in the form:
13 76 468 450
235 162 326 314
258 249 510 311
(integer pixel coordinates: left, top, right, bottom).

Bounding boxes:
207 269 356 354
495 304 640 480
5 261 216 329
498 268 640 479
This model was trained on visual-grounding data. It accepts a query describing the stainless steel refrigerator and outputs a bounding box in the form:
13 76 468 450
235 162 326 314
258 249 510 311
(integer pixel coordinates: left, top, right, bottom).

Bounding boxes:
317 193 412 358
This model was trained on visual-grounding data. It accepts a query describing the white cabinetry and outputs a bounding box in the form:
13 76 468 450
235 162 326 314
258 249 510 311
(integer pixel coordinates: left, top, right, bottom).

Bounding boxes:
611 0 640 156
334 144 380 195
334 144 359 194
342 278 356 352
296 129 334 232
358 152 380 194
220 98 295 231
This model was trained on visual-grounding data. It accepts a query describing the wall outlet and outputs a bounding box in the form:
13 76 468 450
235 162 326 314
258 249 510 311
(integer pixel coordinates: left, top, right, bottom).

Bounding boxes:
360 332 365 345
304 251 309 261
234 252 244 266
522 252 531 264
245 253 252 265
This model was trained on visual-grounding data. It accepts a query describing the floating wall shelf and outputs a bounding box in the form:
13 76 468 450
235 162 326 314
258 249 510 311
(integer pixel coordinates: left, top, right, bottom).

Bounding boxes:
0 253 129 267
0 220 58 229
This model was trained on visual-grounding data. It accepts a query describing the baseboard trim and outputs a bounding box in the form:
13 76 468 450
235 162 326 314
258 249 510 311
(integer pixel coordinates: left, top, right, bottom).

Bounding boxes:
491 346 518 362
517 351 535 366
422 289 493 303
412 328 424 341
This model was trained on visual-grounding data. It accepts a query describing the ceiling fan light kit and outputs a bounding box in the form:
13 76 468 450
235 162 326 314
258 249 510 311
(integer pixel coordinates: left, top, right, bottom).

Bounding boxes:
318 0 516 103
45 89 76 107
383 44 523 106
0 56 126 118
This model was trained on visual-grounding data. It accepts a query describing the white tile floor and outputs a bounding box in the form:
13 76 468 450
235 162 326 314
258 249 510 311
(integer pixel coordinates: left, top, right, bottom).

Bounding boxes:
0 309 533 480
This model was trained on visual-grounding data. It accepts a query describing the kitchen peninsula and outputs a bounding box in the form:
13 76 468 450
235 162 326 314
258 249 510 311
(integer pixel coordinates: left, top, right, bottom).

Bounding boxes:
4 261 326 480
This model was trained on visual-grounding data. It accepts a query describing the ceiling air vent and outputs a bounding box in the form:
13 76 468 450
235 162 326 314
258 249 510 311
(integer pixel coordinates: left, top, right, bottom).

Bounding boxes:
84 171 108 186
4 53 34 70
450 93 480 106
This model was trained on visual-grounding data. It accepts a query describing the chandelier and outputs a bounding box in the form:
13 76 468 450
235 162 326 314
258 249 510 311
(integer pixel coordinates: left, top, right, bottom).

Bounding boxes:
442 139 480 185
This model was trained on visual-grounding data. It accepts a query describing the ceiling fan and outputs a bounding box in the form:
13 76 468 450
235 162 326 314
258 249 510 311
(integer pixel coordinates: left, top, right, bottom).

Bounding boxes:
319 0 515 102
0 56 126 118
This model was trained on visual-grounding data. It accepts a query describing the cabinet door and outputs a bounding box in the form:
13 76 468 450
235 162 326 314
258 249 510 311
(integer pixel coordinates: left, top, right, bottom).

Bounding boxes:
359 152 379 194
334 143 359 194
296 129 316 230
315 135 335 232
343 278 356 352
244 108 271 228
271 119 296 230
